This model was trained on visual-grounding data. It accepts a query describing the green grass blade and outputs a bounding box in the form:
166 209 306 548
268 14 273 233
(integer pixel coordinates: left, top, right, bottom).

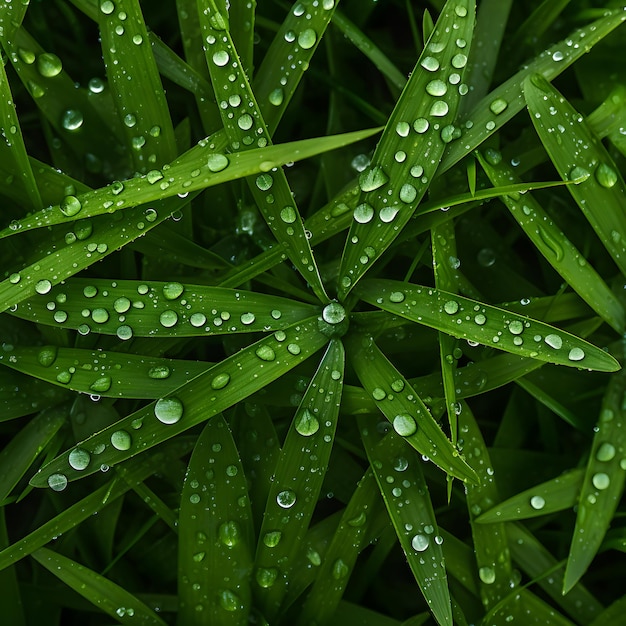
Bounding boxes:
440 8 626 174
29 316 328 487
31 546 167 625
337 0 475 299
0 438 194 570
178 416 253 625
360 419 452 626
478 149 625 333
199 0 329 303
296 469 382 626
484 591 575 626
0 57 41 211
346 332 476 483
356 279 620 372
564 369 626 593
97 0 177 171
0 407 65 502
10 278 317 338
253 0 338 134
590 595 626 626
254 339 344 620
523 73 626 277
0 510 25 626
0 0 29 44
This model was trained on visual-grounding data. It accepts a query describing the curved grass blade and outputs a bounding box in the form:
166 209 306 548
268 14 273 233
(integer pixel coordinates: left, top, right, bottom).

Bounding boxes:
97 0 177 170
476 468 584 524
10 278 317 338
254 339 344 621
253 0 338 134
590 595 626 626
296 469 382 626
359 418 452 626
458 401 515 610
356 279 620 372
523 73 626 277
0 126 380 239
200 0 329 303
564 369 626 593
30 316 328 487
346 332 476 483
31 546 167 625
478 149 625 334
337 0 476 299
483 591 575 626
178 416 253 625
0 345 212 399
0 438 194 570
0 0 29 44
0 57 41 211
440 8 626 174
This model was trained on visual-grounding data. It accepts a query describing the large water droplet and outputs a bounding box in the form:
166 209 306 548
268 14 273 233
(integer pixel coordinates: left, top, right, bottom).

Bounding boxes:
60 195 82 217
48 473 68 491
592 472 610 490
489 98 508 115
411 534 429 552
35 279 52 295
295 407 320 436
276 489 297 508
444 300 459 315
37 346 58 367
37 53 63 77
322 302 346 324
255 345 276 361
479 566 496 584
263 530 282 547
332 558 349 579
595 163 618 188
359 166 389 192
148 365 171 379
207 153 229 172
218 520 241 547
529 495 545 510
256 567 279 588
68 448 91 470
393 413 417 437
568 347 585 362
154 397 184 424
110 430 132 450
212 50 230 67
211 372 231 390
61 109 84 131
544 334 562 349
218 589 240 612
298 28 317 49
596 442 616 462
420 56 439 71
426 79 447 96
353 203 374 223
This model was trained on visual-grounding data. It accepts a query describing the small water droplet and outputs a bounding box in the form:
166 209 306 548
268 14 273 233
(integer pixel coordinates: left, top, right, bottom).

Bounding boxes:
218 520 241 547
544 334 562 349
159 310 178 328
393 413 417 437
420 56 439 71
596 442 616 462
154 397 184 424
37 53 63 78
359 166 389 192
295 407 320 436
61 109 84 131
212 50 230 66
90 376 112 392
37 346 58 367
595 163 618 188
148 365 171 379
206 153 229 172
269 88 284 106
110 430 131 450
48 473 68 491
218 589 240 612
444 300 459 315
426 79 447 97
530 495 545 510
211 372 231 390
256 567 279 588
332 558 349 579
256 173 273 191
60 195 82 217
276 489 297 508
430 101 449 117
489 98 508 115
353 203 374 223
592 472 610 490
35 279 52 295
280 206 297 223
411 534 429 552
69 448 91 470
255 345 276 361
263 530 282 547
568 347 585 362
399 183 417 204
479 566 496 584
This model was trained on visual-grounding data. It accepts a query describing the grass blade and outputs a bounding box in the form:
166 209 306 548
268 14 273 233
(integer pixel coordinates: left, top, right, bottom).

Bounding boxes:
31 546 168 625
478 149 625 334
29 316 328 487
356 279 620 372
337 0 475 298
523 73 626 277
346 332 476 483
360 418 452 626
254 339 344 620
564 369 626 592
178 416 253 624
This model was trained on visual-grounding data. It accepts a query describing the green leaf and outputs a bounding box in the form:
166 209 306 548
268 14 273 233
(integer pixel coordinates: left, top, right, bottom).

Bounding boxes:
178 416 253 625
346 332 477 483
356 279 620 372
524 73 626 278
360 419 452 626
200 0 329 303
337 0 476 298
564 369 626 592
254 339 344 620
31 546 167 625
29 316 328 486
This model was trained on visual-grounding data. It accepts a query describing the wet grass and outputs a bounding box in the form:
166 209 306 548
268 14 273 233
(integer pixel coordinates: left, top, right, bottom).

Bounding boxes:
0 1 625 625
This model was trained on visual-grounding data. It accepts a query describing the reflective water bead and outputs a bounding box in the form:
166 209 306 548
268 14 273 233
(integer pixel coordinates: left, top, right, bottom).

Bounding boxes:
426 79 447 97
206 153 229 172
322 302 346 324
276 489 297 508
395 121 410 137
116 325 133 340
399 184 417 203
568 347 585 362
592 472 610 490
420 56 439 71
479 566 496 584
211 372 231 390
37 53 63 78
474 313 486 325
544 334 562 349
111 430 131 450
69 448 91 470
162 282 184 300
595 163 618 188
455 5 468 16
148 365 171 379
295 407 320 436
353 203 374 224
48 473 68 491
508 320 524 335
263 530 282 547
154 397 184 424
60 195 82 217
530 495 545 510
410 165 424 178
298 28 317 49
359 166 389 192
569 166 590 183
212 50 230 66
61 109 83 132
256 173 273 191
451 53 467 68
489 98 508 115
113 297 131 313
190 312 206 327
237 113 253 130
218 520 241 547
268 88 284 106
90 376 112 392
159 310 178 327
332 559 349 580
37 346 58 367
430 101 449 117
218 590 240 612
411 534 429 552
280 206 297 223
393 413 417 437
35 279 52 295
444 300 459 314
596 442 616 462
413 118 429 133
256 567 278 588
255 345 276 361
100 0 115 14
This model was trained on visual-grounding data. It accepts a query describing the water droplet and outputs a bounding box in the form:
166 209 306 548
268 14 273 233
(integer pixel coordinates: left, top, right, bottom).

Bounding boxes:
116 325 133 340
411 534 429 552
218 589 240 612
544 334 562 349
154 397 184 424
256 567 279 588
552 50 564 61
112 297 130 314
479 566 496 584
212 50 230 66
190 312 206 327
256 345 276 361
295 407 320 436
211 372 231 390
48 473 68 491
35 279 52 295
287 343 301 355
110 430 131 450
90 376 112 392
256 173 273 191
206 153 229 172
159 310 178 328
451 53 467 69
359 166 389 192
148 365 171 379
353 203 374 224
298 28 317 49
240 312 255 325
530 495 545 510
508 320 524 335
568 347 585 362
100 0 115 14
399 183 417 203
389 291 405 303
322 302 346 324
276 489 297 508
596 442 616 462
420 56 439 71
569 166 590 183
68 448 91 470
280 206 297 223
269 88 284 106
430 101 449 117
372 388 386 401
237 113 253 130
218 520 241 547
395 121 410 137
489 98 508 115
61 109 84 131
592 472 610 490
307 547 321 566
393 413 417 437
60 195 82 217
444 300 459 315
595 163 618 188
37 346 58 367
263 531 282 547
332 558 349 579
37 53 63 78
426 79 447 97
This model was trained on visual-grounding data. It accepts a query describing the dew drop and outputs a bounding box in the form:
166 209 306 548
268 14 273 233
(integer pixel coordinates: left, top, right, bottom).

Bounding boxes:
110 430 131 450
218 590 240 612
207 153 229 172
298 28 317 49
35 279 52 295
596 442 616 462
592 472 610 490
322 302 346 324
508 320 524 335
430 101 449 117
263 530 282 547
116 325 133 340
399 183 417 204
489 98 508 115
280 206 297 223
395 121 410 137
159 310 178 328
568 347 585 362
479 566 496 584
359 166 389 192
255 345 276 361
256 567 279 588
295 407 320 436
530 495 545 510
444 300 459 315
61 109 84 131
595 163 618 188
411 534 429 552
48 473 68 491
569 166 590 183
68 448 91 471
211 372 231 390
90 376 112 392
353 203 374 224
451 53 467 69
190 312 207 327
269 88 284 106
218 520 241 547
420 56 439 71
37 346 58 367
154 397 184 424
37 53 63 78
393 413 417 437
113 297 131 313
332 558 349 579
426 79 447 97
148 365 171 379
276 489 297 508
60 195 82 217
544 334 562 349
212 50 230 67
256 173 273 191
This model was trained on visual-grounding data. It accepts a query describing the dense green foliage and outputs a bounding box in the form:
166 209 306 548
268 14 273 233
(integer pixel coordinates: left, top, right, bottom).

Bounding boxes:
1 0 626 624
